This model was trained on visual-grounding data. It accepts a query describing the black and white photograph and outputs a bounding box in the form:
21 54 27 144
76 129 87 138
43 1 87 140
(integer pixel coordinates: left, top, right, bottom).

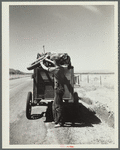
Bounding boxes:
2 1 118 148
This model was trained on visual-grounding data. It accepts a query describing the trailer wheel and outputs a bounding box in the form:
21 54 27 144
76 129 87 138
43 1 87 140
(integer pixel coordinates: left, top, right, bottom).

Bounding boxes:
27 62 40 70
26 92 32 119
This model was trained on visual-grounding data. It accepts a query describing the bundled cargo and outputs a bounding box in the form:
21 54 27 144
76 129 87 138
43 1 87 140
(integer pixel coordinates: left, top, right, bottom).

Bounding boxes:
27 52 72 70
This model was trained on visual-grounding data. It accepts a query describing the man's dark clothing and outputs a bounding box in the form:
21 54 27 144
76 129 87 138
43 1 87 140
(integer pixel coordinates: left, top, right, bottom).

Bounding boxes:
52 66 65 124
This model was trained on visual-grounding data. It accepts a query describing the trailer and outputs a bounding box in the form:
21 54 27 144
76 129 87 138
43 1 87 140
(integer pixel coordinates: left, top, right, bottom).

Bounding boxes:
26 66 76 119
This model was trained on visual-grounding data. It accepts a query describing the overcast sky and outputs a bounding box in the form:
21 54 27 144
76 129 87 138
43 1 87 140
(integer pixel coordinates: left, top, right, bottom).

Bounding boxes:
9 4 115 73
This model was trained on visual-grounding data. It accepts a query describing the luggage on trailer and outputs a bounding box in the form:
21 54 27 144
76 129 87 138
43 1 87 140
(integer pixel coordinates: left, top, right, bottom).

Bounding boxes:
27 52 71 70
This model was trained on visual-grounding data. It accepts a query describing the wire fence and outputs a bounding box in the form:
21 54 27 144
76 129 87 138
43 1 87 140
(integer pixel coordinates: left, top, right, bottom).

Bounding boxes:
74 73 114 88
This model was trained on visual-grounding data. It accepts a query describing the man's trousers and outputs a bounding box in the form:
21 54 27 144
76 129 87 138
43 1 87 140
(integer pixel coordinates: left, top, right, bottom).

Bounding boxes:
52 88 64 124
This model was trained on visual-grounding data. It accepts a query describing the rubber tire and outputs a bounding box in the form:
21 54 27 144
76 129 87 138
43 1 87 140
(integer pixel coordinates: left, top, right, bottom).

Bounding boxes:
26 92 32 119
27 54 48 70
27 62 40 70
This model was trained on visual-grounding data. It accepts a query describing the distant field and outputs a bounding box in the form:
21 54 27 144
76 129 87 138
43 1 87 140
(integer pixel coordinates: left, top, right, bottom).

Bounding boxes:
74 74 115 89
9 74 32 80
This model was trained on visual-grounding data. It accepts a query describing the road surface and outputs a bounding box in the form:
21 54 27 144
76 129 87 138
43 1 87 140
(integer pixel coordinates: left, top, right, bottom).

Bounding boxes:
9 77 115 146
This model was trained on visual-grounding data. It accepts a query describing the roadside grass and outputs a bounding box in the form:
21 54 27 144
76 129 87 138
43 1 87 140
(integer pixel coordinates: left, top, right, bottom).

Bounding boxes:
9 74 32 80
74 75 115 128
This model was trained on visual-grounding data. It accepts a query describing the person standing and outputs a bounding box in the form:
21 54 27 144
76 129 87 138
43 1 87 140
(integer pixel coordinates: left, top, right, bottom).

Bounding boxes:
40 57 65 127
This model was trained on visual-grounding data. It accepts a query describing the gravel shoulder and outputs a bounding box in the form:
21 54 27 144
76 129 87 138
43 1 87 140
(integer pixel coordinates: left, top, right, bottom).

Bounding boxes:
74 83 115 128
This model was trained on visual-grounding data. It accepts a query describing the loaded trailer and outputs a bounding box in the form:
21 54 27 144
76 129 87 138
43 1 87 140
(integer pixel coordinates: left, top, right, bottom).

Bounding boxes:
26 66 78 119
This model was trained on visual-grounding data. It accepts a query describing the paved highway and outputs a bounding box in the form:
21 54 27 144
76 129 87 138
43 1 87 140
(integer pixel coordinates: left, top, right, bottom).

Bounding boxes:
9 77 115 146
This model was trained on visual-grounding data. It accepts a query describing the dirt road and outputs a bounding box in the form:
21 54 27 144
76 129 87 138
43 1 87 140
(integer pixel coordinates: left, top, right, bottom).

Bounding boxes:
9 77 115 146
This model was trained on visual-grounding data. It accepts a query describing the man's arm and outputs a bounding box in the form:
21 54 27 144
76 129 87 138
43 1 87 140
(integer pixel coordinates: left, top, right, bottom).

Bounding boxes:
40 61 49 71
45 58 55 65
40 61 58 72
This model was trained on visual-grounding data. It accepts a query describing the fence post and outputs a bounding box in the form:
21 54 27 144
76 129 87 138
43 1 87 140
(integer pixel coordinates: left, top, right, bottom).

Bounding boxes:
100 76 102 85
80 74 82 81
87 75 89 83
78 75 79 84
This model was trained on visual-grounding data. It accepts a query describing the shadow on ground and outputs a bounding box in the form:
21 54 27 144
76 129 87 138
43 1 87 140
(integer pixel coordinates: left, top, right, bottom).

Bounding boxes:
30 112 45 120
28 91 101 127
44 101 101 127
